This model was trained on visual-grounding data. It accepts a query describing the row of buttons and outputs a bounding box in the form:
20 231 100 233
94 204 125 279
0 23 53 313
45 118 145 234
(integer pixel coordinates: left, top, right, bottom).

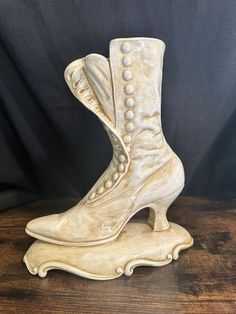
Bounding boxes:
88 41 134 201
121 42 135 147
88 131 127 200
68 63 127 202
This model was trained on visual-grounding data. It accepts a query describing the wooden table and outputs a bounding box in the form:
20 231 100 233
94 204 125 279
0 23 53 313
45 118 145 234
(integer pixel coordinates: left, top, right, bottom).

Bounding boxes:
0 197 235 313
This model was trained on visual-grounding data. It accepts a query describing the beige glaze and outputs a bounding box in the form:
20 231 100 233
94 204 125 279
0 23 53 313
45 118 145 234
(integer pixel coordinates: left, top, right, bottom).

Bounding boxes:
25 38 187 247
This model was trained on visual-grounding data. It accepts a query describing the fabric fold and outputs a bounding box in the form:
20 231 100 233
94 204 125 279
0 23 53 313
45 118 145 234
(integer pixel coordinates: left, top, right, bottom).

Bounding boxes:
84 54 115 124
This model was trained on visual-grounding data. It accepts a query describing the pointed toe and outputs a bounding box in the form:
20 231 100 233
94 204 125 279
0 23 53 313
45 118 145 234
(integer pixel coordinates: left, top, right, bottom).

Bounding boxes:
25 214 59 241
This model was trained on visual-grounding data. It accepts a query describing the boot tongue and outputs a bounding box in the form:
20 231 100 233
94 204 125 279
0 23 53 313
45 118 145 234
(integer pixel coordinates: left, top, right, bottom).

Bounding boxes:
84 54 115 124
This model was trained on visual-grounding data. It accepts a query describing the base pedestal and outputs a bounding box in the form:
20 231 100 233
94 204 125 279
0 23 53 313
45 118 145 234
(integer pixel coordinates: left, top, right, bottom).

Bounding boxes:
24 219 193 280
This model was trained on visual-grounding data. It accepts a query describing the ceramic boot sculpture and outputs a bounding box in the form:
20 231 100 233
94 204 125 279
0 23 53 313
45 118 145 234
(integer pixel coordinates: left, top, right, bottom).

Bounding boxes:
26 38 186 247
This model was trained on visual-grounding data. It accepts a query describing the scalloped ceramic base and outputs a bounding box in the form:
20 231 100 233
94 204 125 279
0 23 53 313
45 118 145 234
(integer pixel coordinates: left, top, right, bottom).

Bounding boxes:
23 219 193 280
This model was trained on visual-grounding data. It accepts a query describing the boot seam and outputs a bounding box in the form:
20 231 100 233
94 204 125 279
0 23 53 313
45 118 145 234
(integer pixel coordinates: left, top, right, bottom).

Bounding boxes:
83 154 176 208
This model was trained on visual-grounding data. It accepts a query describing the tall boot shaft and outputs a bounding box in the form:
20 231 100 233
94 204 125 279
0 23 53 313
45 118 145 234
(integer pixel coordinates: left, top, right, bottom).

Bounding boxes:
63 38 175 203
110 38 172 180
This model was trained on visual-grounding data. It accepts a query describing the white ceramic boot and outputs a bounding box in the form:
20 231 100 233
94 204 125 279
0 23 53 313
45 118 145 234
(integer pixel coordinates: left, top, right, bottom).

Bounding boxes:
26 38 185 247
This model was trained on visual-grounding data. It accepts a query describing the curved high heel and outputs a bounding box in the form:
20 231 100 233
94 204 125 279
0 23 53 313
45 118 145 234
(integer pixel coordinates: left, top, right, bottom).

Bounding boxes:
148 189 182 232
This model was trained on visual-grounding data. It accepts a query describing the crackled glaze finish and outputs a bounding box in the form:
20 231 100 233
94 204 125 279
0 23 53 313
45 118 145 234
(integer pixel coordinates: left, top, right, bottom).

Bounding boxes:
25 38 187 247
24 220 193 280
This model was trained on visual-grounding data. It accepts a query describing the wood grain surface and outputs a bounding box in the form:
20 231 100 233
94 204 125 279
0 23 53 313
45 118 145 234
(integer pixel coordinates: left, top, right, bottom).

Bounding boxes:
0 197 235 313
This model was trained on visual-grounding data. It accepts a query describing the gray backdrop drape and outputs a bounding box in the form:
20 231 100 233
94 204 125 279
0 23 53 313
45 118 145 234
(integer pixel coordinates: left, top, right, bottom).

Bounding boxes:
0 0 236 211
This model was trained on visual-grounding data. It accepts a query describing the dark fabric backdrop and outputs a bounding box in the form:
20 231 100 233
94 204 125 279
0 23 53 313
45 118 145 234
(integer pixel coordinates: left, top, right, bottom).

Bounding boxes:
0 0 236 211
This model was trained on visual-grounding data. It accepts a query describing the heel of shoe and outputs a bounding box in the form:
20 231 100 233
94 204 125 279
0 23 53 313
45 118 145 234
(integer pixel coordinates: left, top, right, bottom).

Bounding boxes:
147 188 182 232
